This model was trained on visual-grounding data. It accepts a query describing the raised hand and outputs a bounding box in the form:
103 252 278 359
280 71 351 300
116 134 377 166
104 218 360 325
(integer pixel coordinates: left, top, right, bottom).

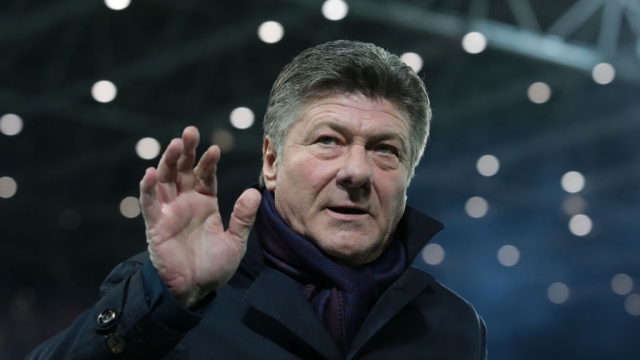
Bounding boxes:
139 126 262 309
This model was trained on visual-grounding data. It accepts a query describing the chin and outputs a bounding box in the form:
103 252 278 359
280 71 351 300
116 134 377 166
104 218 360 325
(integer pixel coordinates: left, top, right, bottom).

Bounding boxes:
317 237 379 265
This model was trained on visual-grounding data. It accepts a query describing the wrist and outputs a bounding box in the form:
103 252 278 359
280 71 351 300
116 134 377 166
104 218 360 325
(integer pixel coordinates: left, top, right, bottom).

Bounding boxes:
172 287 215 310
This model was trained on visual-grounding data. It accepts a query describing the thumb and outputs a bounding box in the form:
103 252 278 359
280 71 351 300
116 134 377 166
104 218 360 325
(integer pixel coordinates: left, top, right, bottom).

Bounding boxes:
227 188 262 244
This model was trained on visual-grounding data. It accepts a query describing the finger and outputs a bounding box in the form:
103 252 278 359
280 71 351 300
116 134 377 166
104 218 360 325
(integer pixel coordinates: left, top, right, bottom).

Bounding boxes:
157 138 184 183
139 167 162 224
194 145 220 196
177 126 200 173
227 188 262 245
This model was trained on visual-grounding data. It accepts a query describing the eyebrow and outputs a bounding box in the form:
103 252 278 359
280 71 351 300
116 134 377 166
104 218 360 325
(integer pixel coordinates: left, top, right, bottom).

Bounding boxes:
311 120 409 153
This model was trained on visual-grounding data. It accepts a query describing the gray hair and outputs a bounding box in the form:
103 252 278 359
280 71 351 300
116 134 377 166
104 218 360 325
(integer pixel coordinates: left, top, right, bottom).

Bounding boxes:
261 40 432 185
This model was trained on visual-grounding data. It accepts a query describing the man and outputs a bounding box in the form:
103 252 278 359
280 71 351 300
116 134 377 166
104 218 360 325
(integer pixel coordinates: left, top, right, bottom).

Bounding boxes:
29 40 487 359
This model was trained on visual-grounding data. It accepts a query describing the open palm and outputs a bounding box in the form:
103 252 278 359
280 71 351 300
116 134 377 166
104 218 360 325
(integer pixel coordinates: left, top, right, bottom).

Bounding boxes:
139 126 261 308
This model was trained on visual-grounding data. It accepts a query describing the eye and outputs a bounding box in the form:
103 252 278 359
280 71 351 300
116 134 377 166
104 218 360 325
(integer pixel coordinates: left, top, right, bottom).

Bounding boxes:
317 136 338 146
375 144 399 156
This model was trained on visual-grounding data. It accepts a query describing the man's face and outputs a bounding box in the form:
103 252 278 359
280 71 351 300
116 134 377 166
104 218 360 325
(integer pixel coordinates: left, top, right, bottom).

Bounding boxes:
262 93 411 265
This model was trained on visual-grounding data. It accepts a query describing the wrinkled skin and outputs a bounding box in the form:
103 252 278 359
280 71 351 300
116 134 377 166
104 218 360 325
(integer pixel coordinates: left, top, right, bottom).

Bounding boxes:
139 126 261 308
263 93 411 266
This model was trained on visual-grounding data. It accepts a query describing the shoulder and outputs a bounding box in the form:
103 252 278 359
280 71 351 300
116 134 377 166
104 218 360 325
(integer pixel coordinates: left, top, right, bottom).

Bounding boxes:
425 276 483 325
416 275 487 354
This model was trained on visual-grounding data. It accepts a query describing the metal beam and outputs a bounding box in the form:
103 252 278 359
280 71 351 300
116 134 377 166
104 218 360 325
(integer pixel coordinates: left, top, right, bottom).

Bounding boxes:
624 2 640 38
468 0 490 19
0 88 163 134
0 0 99 43
286 0 640 82
599 0 624 56
546 0 605 38
411 102 640 209
59 8 313 99
2 89 267 185
507 0 541 33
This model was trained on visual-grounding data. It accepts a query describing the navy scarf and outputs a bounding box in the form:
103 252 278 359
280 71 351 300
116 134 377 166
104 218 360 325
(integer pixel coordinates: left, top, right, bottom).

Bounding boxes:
256 190 408 355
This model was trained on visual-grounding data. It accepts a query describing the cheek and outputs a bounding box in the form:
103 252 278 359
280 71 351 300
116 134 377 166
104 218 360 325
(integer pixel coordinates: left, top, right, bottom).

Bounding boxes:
375 173 407 210
285 154 336 189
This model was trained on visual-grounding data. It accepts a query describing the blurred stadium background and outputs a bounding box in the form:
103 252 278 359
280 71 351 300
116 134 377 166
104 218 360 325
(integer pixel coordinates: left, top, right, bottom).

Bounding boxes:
1 0 639 358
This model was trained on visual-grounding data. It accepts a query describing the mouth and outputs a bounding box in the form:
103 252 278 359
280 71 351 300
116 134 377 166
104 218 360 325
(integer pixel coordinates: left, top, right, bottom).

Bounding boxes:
327 207 368 215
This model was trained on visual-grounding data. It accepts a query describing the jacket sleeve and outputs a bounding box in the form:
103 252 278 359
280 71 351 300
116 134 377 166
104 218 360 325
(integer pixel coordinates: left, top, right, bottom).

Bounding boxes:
26 252 203 359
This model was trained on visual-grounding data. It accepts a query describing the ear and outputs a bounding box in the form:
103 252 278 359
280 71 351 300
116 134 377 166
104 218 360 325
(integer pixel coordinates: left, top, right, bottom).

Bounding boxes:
262 136 277 191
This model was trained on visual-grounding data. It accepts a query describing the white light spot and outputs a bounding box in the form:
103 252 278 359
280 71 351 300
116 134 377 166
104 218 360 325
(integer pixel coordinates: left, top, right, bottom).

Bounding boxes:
120 196 140 218
477 155 500 176
421 243 445 265
497 245 520 267
135 137 161 160
592 63 615 85
400 52 423 73
321 0 348 21
626 294 640 316
0 114 23 136
569 214 592 236
462 32 487 54
561 171 585 193
91 80 117 103
211 128 235 153
527 82 552 104
548 282 570 304
258 21 284 44
230 107 255 129
465 196 488 218
562 195 587 215
0 177 17 199
104 0 130 10
611 274 634 296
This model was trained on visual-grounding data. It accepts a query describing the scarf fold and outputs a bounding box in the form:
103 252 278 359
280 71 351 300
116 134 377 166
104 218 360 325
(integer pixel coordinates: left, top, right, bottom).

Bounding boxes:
256 190 408 355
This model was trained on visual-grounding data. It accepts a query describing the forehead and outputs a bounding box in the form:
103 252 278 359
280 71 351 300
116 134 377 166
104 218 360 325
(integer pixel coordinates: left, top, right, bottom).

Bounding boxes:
292 93 409 135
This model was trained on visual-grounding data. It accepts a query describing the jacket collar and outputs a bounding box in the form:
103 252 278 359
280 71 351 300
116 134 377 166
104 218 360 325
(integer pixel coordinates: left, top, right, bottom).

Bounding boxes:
240 188 445 359
242 200 445 275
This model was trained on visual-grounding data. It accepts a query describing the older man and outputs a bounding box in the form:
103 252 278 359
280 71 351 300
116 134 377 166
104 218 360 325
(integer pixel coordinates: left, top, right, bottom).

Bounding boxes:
29 40 487 359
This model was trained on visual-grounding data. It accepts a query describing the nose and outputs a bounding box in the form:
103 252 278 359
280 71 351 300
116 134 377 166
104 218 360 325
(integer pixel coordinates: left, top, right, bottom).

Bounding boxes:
336 145 373 191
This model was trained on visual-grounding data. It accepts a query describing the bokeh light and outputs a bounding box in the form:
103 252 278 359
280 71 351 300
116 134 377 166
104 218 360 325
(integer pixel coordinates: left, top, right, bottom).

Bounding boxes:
400 52 423 73
561 171 585 193
422 243 445 265
211 128 235 153
548 282 570 304
592 63 615 85
91 80 117 103
119 196 140 218
625 294 640 316
465 196 488 218
611 274 634 296
0 177 17 199
104 0 130 10
527 82 552 104
230 107 255 129
462 32 487 54
321 0 348 21
477 155 500 176
258 21 284 44
497 245 520 267
136 137 161 160
0 114 23 136
569 214 592 236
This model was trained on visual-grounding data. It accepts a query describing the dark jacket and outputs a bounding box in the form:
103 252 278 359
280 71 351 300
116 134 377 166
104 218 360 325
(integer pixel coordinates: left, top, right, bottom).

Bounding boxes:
28 206 487 360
